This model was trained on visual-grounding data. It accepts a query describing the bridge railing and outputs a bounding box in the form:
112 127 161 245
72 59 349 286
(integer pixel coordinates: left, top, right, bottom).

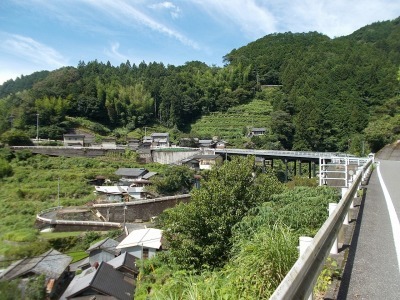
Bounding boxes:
270 158 373 299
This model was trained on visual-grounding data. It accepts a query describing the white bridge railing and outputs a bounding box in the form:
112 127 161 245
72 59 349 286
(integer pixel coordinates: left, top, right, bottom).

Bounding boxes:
270 158 373 299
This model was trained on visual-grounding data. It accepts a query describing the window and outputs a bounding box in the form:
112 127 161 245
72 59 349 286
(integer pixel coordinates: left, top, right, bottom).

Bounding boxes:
142 248 149 259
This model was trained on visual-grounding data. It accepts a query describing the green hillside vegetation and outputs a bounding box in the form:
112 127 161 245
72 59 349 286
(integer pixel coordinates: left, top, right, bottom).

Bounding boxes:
1 18 400 152
0 149 166 262
190 96 273 141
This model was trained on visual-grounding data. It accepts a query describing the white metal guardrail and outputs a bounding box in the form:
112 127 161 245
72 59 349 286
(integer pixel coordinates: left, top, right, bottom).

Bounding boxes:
93 194 191 207
270 158 373 299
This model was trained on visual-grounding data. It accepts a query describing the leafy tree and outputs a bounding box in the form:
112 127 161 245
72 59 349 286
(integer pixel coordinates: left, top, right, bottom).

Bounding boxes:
150 165 195 196
159 156 284 270
0 130 33 146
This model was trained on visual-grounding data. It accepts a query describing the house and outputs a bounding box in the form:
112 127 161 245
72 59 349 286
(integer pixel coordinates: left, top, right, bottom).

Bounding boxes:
117 228 163 259
151 133 170 147
0 249 72 298
107 252 139 280
60 262 135 300
63 134 85 147
86 238 120 266
194 154 223 170
115 168 148 182
250 128 266 136
101 137 117 149
94 185 129 202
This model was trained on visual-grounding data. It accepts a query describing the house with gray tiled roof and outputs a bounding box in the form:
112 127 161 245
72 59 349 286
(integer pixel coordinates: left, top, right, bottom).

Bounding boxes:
60 261 135 300
0 249 72 298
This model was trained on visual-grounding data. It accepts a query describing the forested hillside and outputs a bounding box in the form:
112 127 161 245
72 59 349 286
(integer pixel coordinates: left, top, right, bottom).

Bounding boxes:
1 17 400 152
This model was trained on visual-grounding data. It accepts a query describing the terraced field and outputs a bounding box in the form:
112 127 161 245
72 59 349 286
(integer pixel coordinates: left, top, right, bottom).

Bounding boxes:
190 99 273 142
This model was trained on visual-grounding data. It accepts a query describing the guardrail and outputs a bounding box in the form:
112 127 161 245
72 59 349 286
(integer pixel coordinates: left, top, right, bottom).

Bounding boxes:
214 148 355 159
36 207 121 228
270 158 373 299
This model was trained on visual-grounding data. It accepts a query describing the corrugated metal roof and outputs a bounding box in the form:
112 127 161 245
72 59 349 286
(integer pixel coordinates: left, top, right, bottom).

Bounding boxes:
95 186 128 194
151 133 169 137
117 228 162 250
115 168 148 177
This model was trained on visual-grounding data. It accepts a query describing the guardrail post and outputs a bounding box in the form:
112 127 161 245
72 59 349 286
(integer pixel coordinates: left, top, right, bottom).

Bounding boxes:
341 188 350 224
299 236 314 300
329 203 339 254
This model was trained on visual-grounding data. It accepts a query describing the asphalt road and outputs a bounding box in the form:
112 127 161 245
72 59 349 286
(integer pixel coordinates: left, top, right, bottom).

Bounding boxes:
338 146 400 299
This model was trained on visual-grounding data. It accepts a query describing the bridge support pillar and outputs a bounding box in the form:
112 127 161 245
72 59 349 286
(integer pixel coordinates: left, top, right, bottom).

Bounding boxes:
284 159 288 182
294 160 297 176
299 160 302 176
308 161 312 178
262 158 266 173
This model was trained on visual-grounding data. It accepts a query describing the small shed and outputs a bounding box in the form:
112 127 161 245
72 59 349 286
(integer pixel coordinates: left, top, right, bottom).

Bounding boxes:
117 228 163 259
101 137 117 149
194 154 223 170
115 168 148 181
94 185 129 202
250 128 266 136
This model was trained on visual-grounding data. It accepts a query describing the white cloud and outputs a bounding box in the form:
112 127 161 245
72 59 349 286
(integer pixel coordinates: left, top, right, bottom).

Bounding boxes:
149 1 182 19
284 0 400 37
104 42 130 62
188 0 277 39
82 0 199 49
0 33 67 68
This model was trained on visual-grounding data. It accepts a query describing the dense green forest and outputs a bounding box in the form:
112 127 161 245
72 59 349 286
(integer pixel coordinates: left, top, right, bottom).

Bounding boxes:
1 18 400 153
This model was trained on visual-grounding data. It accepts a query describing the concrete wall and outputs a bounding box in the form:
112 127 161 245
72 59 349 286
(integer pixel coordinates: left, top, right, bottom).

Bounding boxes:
11 146 125 157
151 149 200 164
96 195 191 222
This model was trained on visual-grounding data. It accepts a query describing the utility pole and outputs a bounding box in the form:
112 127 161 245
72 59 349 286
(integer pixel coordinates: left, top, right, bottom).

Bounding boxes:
36 113 40 141
57 177 60 207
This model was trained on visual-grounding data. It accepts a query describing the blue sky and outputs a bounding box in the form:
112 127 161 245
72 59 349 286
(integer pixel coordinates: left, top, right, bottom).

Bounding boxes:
1 0 400 84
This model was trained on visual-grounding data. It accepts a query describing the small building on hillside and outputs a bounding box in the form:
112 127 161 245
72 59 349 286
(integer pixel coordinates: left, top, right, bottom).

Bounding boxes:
115 168 149 182
195 154 223 170
117 228 163 259
86 238 120 266
94 185 129 202
101 137 117 149
249 128 266 137
151 133 170 147
63 134 85 147
198 139 216 148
